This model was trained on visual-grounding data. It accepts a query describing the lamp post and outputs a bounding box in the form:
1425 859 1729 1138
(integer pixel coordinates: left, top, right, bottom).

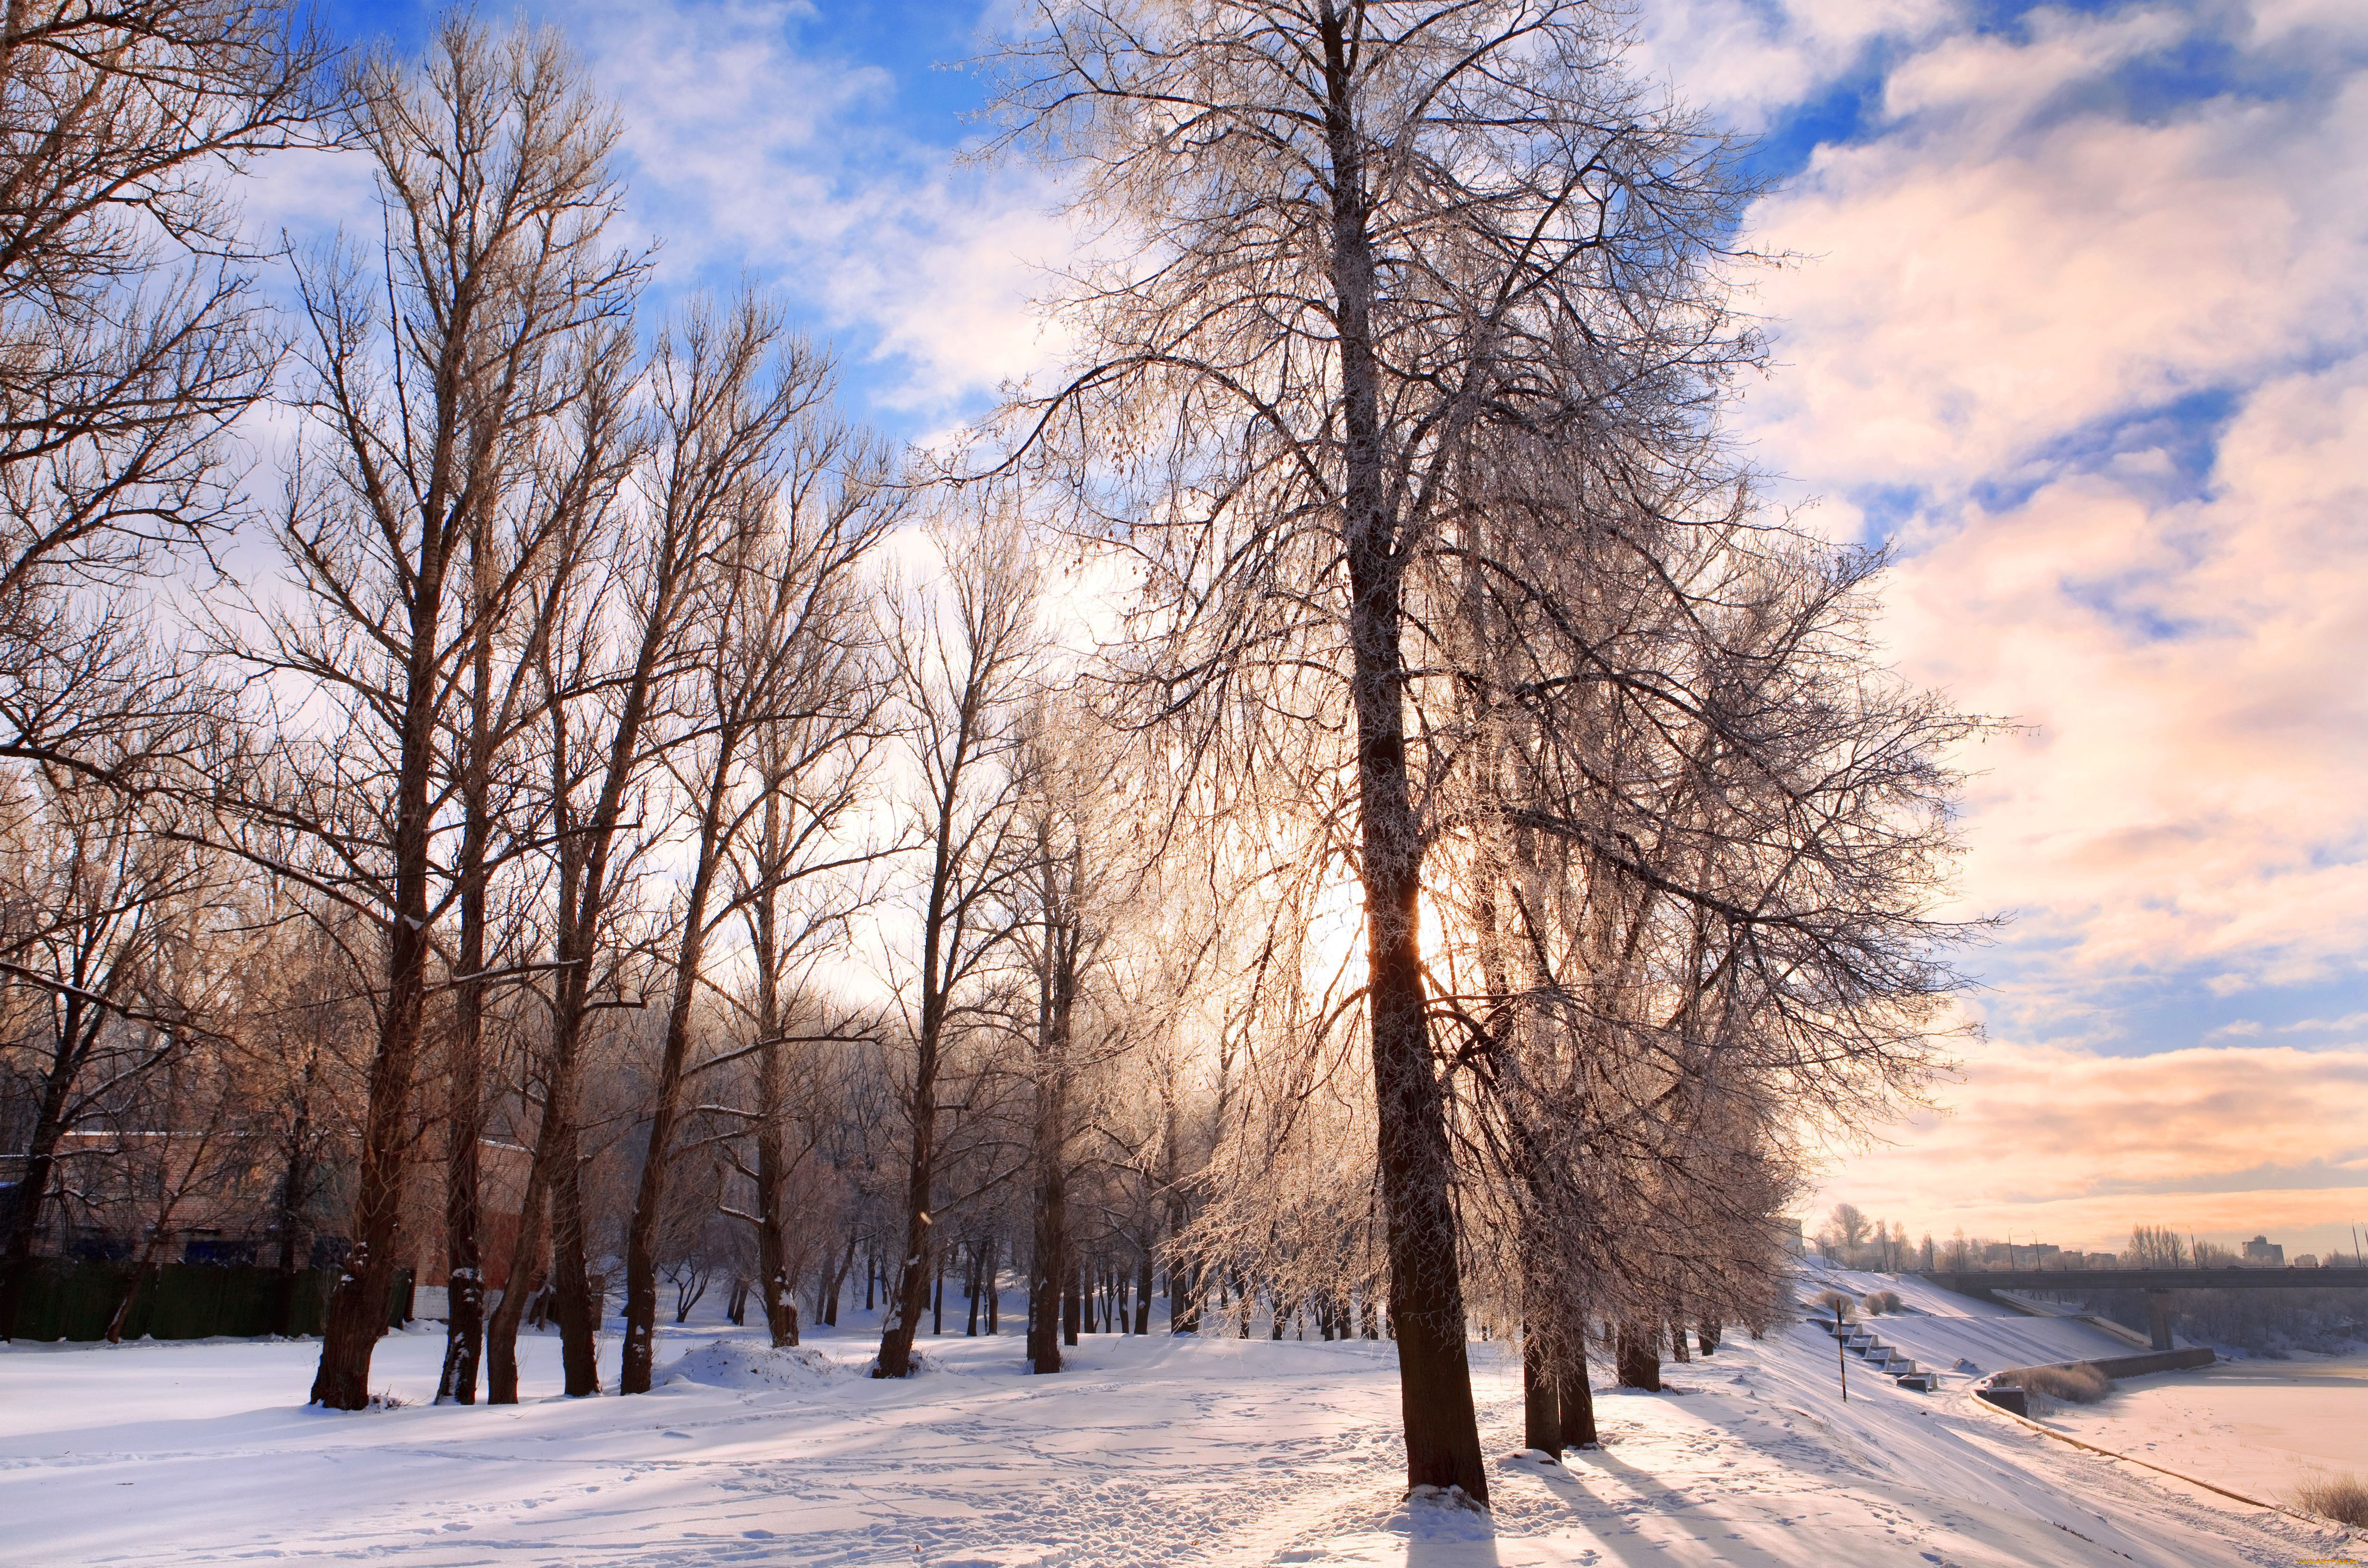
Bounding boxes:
1835 1301 1848 1404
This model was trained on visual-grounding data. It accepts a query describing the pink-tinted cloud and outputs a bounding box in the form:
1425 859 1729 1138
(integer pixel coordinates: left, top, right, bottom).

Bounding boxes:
1742 12 2367 498
1811 1038 2368 1256
1735 4 2368 1237
1885 361 2368 991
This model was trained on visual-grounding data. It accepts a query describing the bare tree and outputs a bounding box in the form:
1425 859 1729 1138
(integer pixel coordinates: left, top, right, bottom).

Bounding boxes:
97 1033 242 1343
983 0 1774 1500
872 516 1040 1380
722 403 901 1353
229 16 638 1408
0 0 332 784
0 774 219 1336
615 310 897 1394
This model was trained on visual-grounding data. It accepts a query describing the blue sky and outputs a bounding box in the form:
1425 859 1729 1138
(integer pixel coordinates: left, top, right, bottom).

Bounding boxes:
296 0 2368 1255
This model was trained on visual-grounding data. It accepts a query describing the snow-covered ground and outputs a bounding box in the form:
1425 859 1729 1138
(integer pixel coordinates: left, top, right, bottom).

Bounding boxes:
2041 1353 2368 1506
1794 1262 2143 1374
0 1279 2356 1566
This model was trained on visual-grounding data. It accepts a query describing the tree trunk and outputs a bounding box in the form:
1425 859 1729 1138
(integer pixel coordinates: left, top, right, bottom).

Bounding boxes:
751 832 801 1350
546 1114 600 1395
486 1161 549 1405
1522 1329 1560 1456
520 1017 599 1398
984 1236 998 1334
1028 1112 1066 1370
1518 1228 1562 1455
873 1033 938 1377
753 1084 800 1347
311 552 448 1410
106 1252 163 1345
1557 1354 1598 1450
435 954 487 1404
1615 1325 1661 1391
1319 0 1484 1503
1134 1252 1152 1335
437 522 498 1407
621 774 732 1394
822 1234 852 1326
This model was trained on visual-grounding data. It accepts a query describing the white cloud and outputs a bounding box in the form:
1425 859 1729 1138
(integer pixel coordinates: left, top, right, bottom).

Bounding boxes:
1727 4 2368 1237
559 0 1082 427
1632 0 1955 128
1875 356 2368 990
1741 35 2368 496
1711 4 2368 999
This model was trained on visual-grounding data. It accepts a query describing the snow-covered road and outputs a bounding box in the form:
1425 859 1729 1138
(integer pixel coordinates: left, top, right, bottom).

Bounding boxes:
0 1293 2352 1566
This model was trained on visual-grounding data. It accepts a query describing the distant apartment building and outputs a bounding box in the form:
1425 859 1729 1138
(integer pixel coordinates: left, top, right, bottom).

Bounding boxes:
2243 1235 2285 1265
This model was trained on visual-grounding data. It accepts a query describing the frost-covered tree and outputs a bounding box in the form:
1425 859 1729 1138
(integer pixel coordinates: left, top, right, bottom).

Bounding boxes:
986 0 1776 1500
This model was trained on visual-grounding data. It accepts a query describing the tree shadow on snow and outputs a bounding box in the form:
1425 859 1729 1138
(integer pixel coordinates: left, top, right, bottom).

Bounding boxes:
1501 1441 1823 1568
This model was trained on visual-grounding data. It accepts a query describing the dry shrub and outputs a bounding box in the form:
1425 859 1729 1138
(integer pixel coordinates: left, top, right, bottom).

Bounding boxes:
1997 1363 2113 1404
1813 1289 1856 1322
2295 1471 2368 1528
1862 1290 1902 1316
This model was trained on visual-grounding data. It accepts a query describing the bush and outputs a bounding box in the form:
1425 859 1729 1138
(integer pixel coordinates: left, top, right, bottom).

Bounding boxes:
1813 1289 1855 1322
2295 1472 2368 1527
1996 1363 2113 1404
1862 1290 1901 1316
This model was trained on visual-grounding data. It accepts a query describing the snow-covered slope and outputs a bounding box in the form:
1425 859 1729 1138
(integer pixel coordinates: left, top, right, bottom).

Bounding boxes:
0 1286 2351 1566
1795 1259 2143 1375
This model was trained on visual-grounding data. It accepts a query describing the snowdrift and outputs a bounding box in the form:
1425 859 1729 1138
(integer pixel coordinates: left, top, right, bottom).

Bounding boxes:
654 1339 838 1391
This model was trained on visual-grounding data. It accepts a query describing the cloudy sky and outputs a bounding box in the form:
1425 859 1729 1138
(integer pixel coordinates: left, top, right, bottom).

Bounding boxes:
305 0 2368 1258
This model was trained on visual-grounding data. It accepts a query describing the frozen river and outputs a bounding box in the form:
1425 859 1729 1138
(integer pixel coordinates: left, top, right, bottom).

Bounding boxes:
2045 1353 2368 1504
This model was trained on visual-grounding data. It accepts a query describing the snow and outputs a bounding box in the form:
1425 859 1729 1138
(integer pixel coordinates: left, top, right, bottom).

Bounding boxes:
655 1340 840 1391
0 1281 2358 1566
2039 1353 2368 1506
1796 1262 2144 1376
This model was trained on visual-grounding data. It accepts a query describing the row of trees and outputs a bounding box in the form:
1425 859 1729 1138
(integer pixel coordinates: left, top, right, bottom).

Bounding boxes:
0 0 1975 1506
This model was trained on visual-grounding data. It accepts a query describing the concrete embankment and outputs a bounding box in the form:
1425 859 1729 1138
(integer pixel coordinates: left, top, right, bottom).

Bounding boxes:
1976 1348 2216 1414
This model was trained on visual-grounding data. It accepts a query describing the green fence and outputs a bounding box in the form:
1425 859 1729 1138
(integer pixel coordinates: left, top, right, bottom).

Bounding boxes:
6 1260 413 1342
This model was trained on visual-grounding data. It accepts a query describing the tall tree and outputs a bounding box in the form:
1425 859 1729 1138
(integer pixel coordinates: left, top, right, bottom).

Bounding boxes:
616 312 896 1394
0 775 216 1336
241 17 638 1409
987 0 1756 1501
873 519 1039 1380
0 0 331 785
726 406 901 1352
